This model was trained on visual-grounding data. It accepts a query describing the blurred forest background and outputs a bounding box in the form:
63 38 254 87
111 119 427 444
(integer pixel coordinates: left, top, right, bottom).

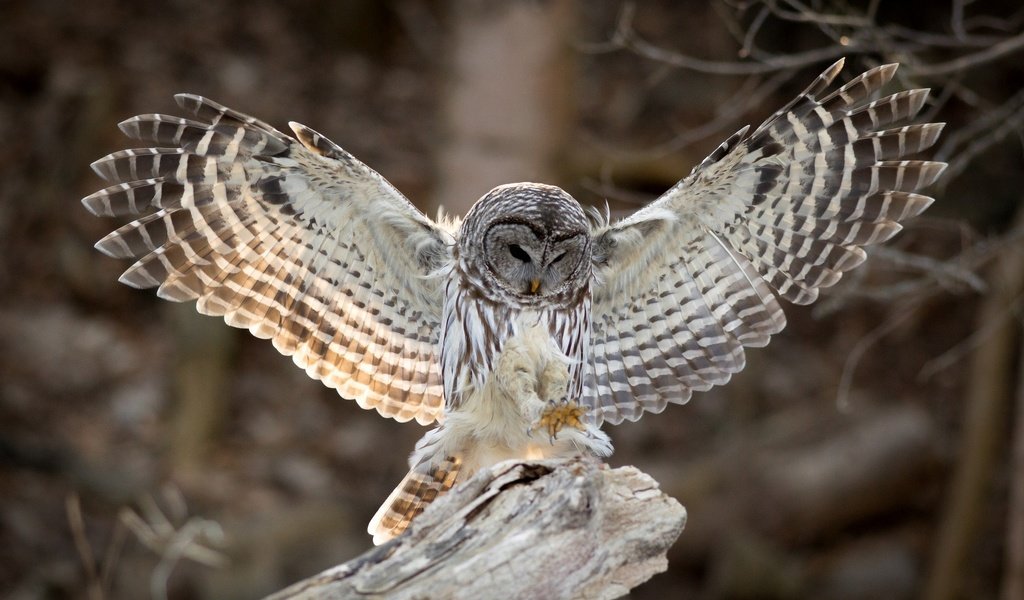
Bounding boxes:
2 0 1024 598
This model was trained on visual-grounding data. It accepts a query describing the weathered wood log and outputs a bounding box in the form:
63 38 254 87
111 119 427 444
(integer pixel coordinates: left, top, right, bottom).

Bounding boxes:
264 458 686 600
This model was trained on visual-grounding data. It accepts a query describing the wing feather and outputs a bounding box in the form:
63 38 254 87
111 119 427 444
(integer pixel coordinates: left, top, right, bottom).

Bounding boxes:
85 95 454 425
588 59 944 425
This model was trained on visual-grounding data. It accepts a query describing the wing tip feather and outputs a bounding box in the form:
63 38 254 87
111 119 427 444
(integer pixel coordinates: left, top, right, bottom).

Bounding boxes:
919 161 948 188
117 116 143 137
908 88 931 117
826 57 846 77
81 191 108 217
173 92 202 109
90 157 114 181
94 234 127 258
117 268 156 290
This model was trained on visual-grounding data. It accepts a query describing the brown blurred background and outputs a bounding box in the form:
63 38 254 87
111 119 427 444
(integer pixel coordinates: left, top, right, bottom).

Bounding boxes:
2 1 1023 598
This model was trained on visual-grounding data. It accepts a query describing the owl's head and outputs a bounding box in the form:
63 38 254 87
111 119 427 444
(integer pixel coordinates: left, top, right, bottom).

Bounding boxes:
459 183 592 305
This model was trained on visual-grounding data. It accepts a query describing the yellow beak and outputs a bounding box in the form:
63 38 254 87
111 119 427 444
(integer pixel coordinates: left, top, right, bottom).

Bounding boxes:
529 279 541 294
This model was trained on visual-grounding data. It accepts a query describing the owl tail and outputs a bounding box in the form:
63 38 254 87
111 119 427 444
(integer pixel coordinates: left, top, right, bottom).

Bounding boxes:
367 455 462 545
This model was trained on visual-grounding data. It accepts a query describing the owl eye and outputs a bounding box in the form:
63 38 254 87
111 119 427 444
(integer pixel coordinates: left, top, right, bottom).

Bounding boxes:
508 244 531 263
549 252 567 265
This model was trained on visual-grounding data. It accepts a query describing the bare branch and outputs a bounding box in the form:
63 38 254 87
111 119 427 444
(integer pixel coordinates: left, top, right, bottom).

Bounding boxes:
611 2 849 75
834 301 923 412
66 494 103 600
66 493 130 600
740 6 771 58
964 8 1024 33
937 86 1024 180
952 0 969 41
882 24 1009 48
765 0 857 44
909 31 1024 77
120 487 228 600
918 294 1024 381
585 68 794 163
870 246 988 294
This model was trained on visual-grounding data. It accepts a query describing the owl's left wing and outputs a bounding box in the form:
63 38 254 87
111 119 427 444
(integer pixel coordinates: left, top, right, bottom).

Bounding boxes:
587 59 945 425
84 95 455 425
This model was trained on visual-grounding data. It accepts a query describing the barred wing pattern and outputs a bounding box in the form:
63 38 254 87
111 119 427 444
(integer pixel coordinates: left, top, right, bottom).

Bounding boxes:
83 95 455 425
587 59 945 425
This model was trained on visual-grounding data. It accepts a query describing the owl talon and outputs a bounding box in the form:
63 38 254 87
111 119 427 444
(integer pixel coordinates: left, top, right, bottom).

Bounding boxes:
532 399 588 441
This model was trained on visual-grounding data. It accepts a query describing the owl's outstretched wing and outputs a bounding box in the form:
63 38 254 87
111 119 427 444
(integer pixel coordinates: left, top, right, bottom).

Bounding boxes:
84 95 455 425
587 59 945 425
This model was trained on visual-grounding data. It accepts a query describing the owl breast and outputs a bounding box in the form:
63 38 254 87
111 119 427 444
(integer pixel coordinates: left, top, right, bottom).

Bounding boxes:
438 267 592 441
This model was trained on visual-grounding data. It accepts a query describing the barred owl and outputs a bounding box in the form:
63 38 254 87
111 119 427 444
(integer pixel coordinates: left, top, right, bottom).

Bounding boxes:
83 59 945 543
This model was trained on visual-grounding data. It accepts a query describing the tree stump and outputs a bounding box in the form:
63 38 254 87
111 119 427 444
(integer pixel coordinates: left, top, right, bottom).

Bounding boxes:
265 458 686 600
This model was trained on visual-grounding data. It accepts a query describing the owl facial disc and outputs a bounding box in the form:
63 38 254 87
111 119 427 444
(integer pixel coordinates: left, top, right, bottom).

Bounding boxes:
460 182 592 304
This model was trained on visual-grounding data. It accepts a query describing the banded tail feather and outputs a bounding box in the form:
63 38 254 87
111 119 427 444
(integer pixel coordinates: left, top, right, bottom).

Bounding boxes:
368 456 462 545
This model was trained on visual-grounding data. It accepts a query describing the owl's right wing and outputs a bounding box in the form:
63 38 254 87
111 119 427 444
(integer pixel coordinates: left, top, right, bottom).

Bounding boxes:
587 59 945 425
84 95 455 425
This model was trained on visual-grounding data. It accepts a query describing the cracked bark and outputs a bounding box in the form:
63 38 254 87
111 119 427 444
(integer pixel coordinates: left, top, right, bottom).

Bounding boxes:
264 458 686 600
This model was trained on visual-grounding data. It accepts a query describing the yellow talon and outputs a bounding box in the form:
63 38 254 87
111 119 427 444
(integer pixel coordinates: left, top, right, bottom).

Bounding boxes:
534 401 588 440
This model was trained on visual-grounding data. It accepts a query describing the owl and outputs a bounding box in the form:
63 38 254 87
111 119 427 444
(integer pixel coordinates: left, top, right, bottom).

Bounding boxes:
83 59 945 543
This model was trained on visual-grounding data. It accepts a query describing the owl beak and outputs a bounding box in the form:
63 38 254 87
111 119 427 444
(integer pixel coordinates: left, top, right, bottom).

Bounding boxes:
529 279 542 294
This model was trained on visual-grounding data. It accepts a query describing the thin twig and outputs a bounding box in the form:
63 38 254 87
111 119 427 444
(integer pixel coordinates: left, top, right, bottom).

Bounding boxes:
910 31 1024 77
741 6 771 58
99 520 128 598
883 24 1008 48
586 68 794 163
918 294 1024 381
743 0 872 28
937 88 1024 180
119 487 229 600
613 2 851 75
834 299 923 412
66 494 104 600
